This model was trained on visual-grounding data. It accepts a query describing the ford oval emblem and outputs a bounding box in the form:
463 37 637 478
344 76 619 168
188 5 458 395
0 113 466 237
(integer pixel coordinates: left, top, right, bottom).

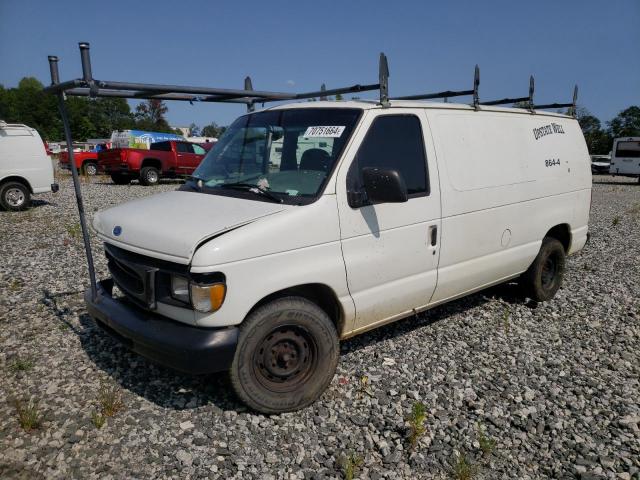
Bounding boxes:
113 226 122 236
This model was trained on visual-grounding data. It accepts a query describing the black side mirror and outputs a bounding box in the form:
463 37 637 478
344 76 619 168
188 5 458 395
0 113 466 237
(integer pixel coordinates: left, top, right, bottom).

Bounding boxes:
361 167 408 205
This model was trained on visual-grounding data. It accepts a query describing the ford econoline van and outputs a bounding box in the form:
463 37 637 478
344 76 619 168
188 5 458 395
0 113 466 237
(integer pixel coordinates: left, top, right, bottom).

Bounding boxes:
0 121 58 211
609 137 640 181
86 101 591 413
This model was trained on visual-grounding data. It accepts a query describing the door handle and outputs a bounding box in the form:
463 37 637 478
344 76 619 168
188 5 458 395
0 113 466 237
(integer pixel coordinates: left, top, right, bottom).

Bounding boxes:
429 225 438 246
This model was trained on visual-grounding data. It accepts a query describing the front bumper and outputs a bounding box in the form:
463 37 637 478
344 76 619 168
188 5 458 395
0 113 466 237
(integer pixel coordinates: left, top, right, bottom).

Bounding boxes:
85 279 238 374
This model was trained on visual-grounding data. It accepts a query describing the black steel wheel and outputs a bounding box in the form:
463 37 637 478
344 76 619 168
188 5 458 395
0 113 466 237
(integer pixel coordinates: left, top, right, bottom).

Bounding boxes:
520 237 566 302
230 296 339 414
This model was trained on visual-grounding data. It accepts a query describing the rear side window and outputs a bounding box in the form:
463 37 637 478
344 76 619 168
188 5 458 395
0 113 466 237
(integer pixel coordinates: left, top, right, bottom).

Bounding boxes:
176 142 194 153
349 115 429 196
615 141 640 158
151 142 171 151
192 144 206 155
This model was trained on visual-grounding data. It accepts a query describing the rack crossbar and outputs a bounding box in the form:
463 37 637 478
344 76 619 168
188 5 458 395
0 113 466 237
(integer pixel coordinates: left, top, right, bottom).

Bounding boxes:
481 96 530 106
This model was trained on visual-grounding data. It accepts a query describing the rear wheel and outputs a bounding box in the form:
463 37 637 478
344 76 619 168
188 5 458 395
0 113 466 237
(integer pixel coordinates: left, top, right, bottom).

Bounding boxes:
520 237 566 302
230 297 339 414
110 174 131 185
82 161 98 176
140 166 160 186
0 181 31 212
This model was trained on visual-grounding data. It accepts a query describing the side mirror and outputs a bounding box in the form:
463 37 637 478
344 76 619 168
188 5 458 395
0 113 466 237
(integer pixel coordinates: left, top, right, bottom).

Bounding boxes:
361 167 408 204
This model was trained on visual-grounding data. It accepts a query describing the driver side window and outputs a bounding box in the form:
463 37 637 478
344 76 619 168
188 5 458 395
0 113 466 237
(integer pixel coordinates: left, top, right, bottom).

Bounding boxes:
348 114 429 197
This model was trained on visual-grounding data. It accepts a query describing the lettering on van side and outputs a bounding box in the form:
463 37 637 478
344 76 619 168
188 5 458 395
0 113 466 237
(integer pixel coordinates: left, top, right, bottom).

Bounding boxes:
533 123 565 140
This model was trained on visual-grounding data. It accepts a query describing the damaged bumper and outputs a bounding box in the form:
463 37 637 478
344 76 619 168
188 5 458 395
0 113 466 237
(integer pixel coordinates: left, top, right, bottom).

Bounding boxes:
85 279 238 374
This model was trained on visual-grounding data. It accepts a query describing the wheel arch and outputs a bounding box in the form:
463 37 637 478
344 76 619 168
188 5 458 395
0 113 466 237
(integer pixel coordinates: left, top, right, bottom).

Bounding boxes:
246 283 345 336
141 158 162 171
0 175 33 193
544 223 571 253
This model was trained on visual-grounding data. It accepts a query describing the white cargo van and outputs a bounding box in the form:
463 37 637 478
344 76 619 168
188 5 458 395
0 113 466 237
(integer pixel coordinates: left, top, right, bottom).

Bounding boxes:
87 101 591 413
0 121 58 211
609 137 640 181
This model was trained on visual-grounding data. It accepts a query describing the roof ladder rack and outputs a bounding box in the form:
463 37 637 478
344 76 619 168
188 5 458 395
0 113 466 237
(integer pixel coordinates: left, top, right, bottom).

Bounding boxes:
391 65 481 110
481 75 535 112
533 85 578 117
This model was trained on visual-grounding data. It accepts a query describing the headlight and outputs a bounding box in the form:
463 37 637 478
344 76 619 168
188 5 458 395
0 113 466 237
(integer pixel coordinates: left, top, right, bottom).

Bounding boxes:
170 275 226 313
190 283 226 313
170 275 190 303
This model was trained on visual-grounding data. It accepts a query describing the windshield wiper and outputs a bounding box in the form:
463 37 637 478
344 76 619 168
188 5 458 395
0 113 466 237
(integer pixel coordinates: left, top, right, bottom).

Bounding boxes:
218 182 283 203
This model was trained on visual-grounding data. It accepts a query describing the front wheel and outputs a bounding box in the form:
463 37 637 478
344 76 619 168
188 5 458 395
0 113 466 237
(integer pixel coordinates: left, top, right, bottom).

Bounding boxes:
0 181 31 211
230 297 339 414
140 166 160 186
520 237 566 302
82 161 98 176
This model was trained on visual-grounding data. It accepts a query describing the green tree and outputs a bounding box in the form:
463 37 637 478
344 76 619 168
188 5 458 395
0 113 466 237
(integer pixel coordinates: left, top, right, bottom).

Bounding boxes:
201 122 226 138
188 122 200 137
576 107 612 155
608 106 640 138
134 99 177 133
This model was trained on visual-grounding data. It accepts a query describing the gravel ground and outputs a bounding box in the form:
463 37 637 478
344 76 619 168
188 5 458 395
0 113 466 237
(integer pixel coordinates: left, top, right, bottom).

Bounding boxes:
1 172 639 480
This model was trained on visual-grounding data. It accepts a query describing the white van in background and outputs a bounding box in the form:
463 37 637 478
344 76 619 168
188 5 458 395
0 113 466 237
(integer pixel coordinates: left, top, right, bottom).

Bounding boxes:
87 101 591 413
609 137 640 182
0 121 58 211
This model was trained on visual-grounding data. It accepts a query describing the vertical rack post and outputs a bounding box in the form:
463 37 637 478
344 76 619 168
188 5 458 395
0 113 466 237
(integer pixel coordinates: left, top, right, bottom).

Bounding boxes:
569 85 578 117
528 75 535 113
472 65 480 110
320 84 327 101
244 76 255 112
379 52 389 107
48 48 98 301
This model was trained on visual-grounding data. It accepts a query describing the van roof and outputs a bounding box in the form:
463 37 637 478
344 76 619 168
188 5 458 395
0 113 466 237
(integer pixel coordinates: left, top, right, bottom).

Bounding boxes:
264 100 574 119
0 121 34 130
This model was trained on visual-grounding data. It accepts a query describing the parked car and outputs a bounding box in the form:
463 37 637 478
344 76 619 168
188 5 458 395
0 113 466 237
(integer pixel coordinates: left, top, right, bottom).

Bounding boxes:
87 102 591 413
590 154 611 174
59 143 108 175
609 137 640 182
98 140 207 185
0 121 58 211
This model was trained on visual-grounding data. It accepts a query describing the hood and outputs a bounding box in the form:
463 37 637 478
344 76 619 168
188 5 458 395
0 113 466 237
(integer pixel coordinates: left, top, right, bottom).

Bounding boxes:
93 191 289 263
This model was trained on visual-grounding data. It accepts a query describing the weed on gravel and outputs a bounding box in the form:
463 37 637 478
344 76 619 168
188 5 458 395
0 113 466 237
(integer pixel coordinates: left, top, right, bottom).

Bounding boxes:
91 381 125 428
13 398 43 432
450 451 478 480
476 424 496 457
340 451 363 480
8 357 34 374
407 401 427 450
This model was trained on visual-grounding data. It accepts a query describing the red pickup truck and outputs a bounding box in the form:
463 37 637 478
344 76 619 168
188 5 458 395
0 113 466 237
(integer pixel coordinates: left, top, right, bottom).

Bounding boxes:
98 140 208 186
59 145 107 175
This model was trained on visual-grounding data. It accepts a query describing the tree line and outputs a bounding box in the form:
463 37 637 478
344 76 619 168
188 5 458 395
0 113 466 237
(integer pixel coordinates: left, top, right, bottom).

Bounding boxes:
0 77 228 141
577 106 640 155
1 76 638 153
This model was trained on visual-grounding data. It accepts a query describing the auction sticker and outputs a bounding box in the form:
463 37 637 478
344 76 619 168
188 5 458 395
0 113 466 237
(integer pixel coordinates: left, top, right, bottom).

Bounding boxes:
303 126 345 138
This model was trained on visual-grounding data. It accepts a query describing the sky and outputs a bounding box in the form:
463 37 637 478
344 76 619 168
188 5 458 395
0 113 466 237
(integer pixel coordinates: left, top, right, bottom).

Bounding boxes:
1 0 638 129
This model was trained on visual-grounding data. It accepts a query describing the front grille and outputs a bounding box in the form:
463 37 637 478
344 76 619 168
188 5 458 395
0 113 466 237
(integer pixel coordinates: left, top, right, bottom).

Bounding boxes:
108 257 144 295
105 244 158 309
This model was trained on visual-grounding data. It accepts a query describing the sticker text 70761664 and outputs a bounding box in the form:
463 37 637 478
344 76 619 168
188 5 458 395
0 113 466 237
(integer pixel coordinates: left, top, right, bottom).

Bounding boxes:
303 126 345 138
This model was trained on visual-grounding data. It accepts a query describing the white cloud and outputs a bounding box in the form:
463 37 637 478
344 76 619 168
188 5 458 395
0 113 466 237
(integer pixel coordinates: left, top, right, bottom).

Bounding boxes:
286 80 295 86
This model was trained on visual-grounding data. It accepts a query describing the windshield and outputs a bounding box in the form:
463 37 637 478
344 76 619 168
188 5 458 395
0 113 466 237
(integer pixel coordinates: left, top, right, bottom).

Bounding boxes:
188 108 362 204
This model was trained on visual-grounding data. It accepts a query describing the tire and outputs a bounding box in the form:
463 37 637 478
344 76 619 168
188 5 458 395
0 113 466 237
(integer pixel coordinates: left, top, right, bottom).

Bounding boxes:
140 166 160 186
0 181 31 212
520 237 566 302
230 296 339 414
110 173 131 185
82 161 98 176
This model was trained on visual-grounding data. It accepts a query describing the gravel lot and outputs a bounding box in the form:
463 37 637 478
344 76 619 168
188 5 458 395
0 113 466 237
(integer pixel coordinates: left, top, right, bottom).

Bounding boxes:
1 173 639 480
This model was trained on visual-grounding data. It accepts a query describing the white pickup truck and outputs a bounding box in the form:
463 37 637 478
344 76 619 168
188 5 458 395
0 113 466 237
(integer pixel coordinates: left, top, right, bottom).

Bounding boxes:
87 101 591 413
